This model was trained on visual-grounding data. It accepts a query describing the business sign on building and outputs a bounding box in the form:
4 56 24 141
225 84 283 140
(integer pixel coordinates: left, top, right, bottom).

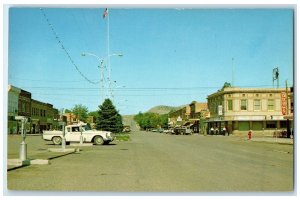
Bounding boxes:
281 92 287 115
218 105 223 116
177 116 182 122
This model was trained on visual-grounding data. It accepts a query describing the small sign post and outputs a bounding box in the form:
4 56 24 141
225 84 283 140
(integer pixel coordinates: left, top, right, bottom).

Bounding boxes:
59 121 66 150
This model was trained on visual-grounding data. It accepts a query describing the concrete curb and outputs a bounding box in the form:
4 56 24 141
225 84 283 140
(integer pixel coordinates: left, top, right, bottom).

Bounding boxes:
8 158 49 167
250 138 294 145
48 148 76 153
69 143 93 147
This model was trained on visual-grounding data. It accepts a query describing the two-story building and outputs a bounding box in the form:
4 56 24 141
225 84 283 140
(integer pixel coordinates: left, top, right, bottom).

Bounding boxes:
31 100 60 133
8 85 21 134
168 105 190 128
207 87 293 137
7 84 60 134
185 101 209 133
168 102 209 133
63 112 80 125
19 89 31 118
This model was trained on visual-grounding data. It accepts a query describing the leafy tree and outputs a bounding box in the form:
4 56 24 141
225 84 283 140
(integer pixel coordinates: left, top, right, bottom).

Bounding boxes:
72 104 89 122
134 112 168 130
219 82 232 91
88 111 99 119
160 114 169 129
97 99 123 133
64 109 72 113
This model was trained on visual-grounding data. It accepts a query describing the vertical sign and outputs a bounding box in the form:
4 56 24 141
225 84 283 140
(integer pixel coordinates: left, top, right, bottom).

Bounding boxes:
177 116 182 122
218 105 223 116
281 92 287 115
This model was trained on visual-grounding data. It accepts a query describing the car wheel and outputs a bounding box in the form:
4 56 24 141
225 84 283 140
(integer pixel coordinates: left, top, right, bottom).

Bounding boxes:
52 136 62 145
94 136 104 145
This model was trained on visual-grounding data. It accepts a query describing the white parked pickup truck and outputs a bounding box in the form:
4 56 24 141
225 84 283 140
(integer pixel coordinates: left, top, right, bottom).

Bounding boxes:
43 124 114 145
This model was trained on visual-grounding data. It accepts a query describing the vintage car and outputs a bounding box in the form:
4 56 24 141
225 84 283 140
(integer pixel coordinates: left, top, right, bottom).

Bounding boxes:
43 124 114 145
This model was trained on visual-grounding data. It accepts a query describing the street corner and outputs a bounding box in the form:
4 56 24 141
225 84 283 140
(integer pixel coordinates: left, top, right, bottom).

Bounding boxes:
7 158 50 171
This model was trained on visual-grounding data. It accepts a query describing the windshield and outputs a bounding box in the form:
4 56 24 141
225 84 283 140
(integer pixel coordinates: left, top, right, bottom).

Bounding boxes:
82 125 91 131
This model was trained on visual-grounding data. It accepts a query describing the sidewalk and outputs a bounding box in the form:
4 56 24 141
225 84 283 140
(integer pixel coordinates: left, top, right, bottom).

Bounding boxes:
7 147 77 171
248 137 293 144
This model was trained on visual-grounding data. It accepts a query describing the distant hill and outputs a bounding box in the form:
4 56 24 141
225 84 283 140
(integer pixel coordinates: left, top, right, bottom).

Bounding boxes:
147 105 186 115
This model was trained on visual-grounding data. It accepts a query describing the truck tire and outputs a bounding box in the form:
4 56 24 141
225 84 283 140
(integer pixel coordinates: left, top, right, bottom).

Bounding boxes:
94 136 104 145
52 136 62 145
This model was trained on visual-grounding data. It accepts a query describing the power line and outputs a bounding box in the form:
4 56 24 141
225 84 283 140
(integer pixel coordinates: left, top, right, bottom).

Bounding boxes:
9 77 97 83
40 8 99 85
20 84 279 91
33 93 203 97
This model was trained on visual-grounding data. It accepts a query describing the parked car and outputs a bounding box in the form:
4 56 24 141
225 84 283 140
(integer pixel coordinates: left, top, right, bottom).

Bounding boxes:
43 124 114 145
174 126 193 135
122 126 131 133
163 129 174 134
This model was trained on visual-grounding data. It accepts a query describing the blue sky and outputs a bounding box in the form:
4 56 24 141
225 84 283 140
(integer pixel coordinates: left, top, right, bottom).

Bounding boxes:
8 7 294 115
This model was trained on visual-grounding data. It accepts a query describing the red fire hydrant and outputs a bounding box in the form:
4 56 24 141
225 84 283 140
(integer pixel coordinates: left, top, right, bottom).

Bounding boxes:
248 130 252 140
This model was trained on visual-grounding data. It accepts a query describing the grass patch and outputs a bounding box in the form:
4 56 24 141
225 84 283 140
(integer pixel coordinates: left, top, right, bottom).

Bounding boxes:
115 133 130 141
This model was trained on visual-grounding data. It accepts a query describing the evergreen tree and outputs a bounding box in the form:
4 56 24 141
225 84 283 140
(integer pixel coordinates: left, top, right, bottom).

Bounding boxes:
97 99 123 133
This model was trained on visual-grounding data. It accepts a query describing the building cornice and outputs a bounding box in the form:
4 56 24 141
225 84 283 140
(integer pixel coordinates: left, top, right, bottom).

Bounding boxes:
207 87 289 99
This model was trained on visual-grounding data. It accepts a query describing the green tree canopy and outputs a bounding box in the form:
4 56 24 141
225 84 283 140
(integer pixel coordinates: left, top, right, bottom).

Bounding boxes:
64 109 72 113
134 112 168 130
97 99 123 133
220 82 232 91
72 104 89 122
88 111 99 119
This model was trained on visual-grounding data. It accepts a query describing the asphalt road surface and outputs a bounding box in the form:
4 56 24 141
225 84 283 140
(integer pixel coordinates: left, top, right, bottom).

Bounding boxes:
6 131 294 193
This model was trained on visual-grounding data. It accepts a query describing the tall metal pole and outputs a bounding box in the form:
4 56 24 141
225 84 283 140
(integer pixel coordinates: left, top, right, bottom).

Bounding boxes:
107 9 111 100
61 108 66 150
100 60 104 104
81 52 122 104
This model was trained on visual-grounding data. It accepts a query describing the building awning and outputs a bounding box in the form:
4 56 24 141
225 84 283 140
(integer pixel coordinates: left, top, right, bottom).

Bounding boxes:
183 121 190 126
283 114 294 120
183 120 199 126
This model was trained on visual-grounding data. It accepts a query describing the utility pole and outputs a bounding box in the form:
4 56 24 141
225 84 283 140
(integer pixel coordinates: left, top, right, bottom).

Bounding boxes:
231 57 234 87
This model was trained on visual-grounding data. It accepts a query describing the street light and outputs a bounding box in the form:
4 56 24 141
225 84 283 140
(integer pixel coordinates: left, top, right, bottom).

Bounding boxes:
81 52 123 103
110 80 126 101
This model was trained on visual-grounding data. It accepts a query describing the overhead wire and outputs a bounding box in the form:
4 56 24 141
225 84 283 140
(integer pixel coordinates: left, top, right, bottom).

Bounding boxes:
40 8 100 84
19 84 278 91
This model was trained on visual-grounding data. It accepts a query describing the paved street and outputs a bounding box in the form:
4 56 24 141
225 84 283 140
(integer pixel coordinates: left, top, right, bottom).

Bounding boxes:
6 131 294 193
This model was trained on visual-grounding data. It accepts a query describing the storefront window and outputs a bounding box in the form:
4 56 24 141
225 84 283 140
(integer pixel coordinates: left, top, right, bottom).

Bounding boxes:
238 121 250 131
266 121 276 129
280 121 287 128
252 121 263 130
